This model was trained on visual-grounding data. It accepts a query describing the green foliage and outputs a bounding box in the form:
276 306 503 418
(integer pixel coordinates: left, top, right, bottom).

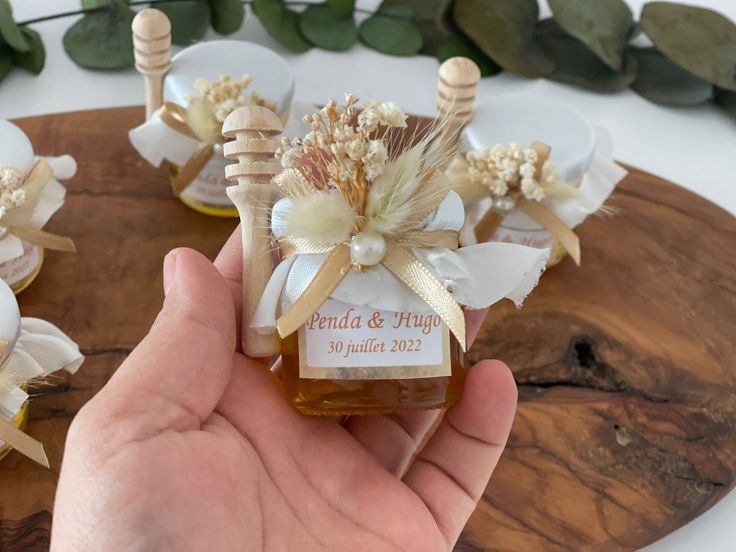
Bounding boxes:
359 6 423 56
210 0 245 35
535 18 636 93
11 28 45 74
0 42 13 82
299 4 358 52
454 0 554 78
63 1 135 70
158 1 210 45
714 88 736 118
377 0 454 55
632 47 712 106
327 0 355 20
0 0 29 52
253 0 312 53
1 0 735 115
641 2 736 92
548 0 633 71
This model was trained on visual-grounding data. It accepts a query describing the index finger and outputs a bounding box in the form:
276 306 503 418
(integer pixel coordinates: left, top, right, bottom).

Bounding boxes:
214 225 244 326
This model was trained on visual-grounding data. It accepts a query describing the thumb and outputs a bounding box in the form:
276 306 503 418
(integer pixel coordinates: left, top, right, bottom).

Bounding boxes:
82 248 237 433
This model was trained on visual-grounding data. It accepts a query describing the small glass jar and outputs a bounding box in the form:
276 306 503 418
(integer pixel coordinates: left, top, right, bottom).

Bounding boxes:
159 41 294 217
491 216 568 267
278 301 467 416
462 93 596 268
0 242 44 295
170 150 237 217
0 391 29 462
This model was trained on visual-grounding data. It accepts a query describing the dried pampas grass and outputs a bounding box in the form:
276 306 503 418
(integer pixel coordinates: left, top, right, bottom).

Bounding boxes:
185 98 222 145
0 361 34 397
283 191 356 246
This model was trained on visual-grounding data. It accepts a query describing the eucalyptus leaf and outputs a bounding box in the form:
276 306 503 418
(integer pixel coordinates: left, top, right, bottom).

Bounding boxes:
632 47 712 106
641 2 736 92
63 2 135 70
360 6 423 56
0 0 29 52
454 0 553 78
81 0 109 8
327 0 354 20
11 28 45 74
437 35 501 77
378 0 454 55
210 0 245 35
253 0 311 53
548 0 633 71
714 88 736 117
0 42 13 83
158 1 210 45
299 4 357 52
535 18 636 93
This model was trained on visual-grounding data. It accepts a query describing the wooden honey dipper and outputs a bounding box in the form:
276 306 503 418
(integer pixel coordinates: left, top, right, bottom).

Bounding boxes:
223 106 284 358
132 9 172 120
436 57 481 149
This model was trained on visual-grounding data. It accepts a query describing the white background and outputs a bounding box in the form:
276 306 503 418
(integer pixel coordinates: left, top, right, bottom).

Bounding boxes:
2 1 735 549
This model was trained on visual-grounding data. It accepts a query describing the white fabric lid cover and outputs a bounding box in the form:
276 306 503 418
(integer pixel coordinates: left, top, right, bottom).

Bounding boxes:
462 93 597 183
164 40 295 116
0 119 34 173
0 280 21 366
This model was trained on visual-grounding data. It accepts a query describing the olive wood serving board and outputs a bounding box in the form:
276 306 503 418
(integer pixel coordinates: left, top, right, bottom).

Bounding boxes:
1 107 735 551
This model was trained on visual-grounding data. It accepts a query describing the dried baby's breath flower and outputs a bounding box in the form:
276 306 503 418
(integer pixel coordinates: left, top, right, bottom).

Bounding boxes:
278 94 455 245
190 74 277 124
0 165 26 219
358 101 407 133
277 96 405 212
466 144 551 201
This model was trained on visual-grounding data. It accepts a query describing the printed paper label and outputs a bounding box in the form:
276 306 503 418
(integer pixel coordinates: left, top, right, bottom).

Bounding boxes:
299 299 451 380
492 225 555 249
180 155 232 208
0 243 41 289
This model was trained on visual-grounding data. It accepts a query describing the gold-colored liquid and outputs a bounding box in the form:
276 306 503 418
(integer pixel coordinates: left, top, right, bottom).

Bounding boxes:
546 240 567 267
280 332 467 416
0 395 29 462
169 165 239 218
7 247 44 295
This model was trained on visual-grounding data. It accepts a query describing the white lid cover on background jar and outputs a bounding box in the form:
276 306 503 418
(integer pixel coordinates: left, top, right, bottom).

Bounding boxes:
129 41 297 168
0 119 77 266
0 279 83 421
251 190 550 334
460 93 628 241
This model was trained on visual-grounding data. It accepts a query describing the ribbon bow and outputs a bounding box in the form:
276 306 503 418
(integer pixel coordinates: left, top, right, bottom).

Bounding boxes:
272 170 468 351
450 142 581 265
0 340 49 468
0 160 76 253
158 97 281 197
158 102 219 196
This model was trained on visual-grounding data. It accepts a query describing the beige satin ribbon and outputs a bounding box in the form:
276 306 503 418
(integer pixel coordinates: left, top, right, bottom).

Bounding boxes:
1 160 76 253
454 141 581 265
158 102 216 196
159 98 285 197
275 229 467 351
0 342 49 468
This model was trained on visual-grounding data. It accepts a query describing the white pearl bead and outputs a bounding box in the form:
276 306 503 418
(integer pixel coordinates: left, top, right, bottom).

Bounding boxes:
350 232 386 267
494 197 517 211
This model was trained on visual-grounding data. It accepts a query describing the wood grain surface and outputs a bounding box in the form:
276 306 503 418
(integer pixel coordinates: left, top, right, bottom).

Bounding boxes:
1 107 735 551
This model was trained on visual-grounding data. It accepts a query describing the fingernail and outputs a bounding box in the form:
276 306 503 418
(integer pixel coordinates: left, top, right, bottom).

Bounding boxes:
163 251 178 295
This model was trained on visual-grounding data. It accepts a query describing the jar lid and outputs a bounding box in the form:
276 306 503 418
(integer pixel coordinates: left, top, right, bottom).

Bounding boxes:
0 280 21 365
462 93 596 183
0 119 34 174
164 40 295 116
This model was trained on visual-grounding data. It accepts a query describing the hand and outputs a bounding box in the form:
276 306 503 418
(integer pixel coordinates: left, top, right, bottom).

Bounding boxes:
52 230 518 551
